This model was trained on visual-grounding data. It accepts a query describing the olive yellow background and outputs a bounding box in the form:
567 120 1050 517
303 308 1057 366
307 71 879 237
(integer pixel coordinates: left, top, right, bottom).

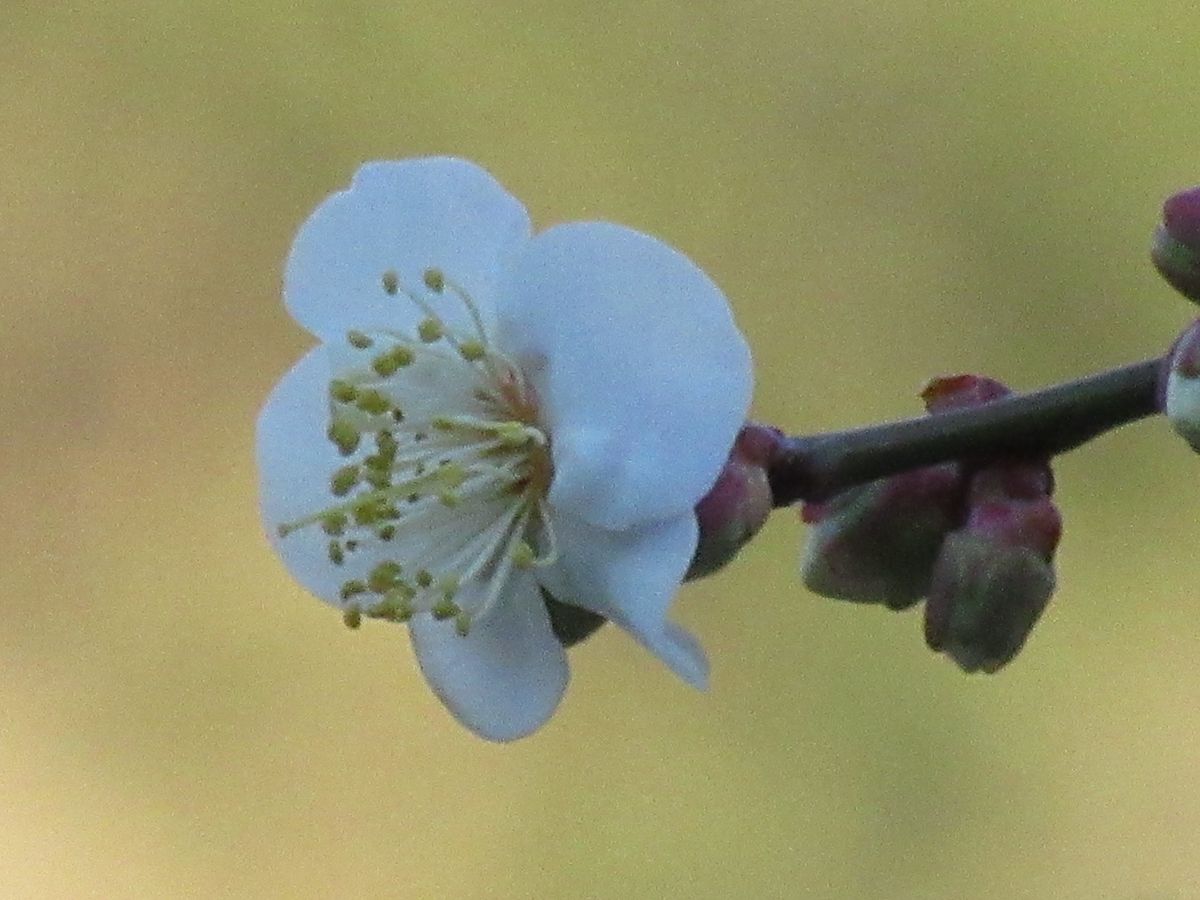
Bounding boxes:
3 2 1197 898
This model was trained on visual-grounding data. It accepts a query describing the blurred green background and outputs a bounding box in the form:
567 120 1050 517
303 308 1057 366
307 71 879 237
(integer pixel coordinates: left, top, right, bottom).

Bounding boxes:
3 1 1197 897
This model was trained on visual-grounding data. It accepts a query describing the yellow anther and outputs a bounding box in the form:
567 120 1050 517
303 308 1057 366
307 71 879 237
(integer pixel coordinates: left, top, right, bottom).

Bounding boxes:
372 346 414 377
423 268 445 293
376 524 396 541
458 340 486 362
355 389 391 415
367 561 404 593
372 352 401 377
339 580 367 601
329 380 358 403
343 606 362 629
347 330 373 349
330 465 360 497
328 541 345 565
416 569 433 589
381 270 399 295
418 318 444 342
438 491 461 508
431 598 460 620
375 431 398 458
327 420 361 456
320 512 348 536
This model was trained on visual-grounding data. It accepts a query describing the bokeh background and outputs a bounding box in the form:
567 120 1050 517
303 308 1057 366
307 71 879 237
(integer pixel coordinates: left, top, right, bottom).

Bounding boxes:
3 2 1197 897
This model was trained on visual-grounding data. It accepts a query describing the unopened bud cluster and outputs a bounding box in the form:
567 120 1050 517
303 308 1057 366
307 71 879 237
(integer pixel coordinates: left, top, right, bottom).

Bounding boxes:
801 375 1062 672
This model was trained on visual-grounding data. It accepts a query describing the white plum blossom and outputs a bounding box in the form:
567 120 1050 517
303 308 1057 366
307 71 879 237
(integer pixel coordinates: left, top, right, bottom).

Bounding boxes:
256 158 752 741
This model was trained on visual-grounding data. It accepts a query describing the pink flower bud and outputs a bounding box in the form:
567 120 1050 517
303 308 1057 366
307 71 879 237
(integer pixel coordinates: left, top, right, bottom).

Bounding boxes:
924 497 1061 673
1152 186 1200 304
688 424 780 580
800 464 963 609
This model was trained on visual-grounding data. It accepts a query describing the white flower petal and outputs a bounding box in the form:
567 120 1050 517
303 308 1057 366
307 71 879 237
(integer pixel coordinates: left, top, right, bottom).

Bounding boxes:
285 158 531 342
496 222 753 530
549 510 709 689
409 573 569 742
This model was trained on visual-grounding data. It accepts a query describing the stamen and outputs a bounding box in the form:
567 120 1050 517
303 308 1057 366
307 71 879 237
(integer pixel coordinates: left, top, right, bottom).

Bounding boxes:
321 512 348 536
327 420 361 456
280 265 556 633
339 580 367 601
458 340 486 362
372 346 414 376
355 389 392 415
330 465 360 496
442 274 491 351
330 380 358 403
423 267 445 293
418 318 444 343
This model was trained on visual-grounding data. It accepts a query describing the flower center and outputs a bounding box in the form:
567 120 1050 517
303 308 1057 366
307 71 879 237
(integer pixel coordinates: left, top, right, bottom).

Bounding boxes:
277 267 556 636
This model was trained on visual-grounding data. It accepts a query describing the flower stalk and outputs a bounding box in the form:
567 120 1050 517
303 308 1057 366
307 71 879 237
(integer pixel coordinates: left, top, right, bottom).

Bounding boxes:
767 357 1162 507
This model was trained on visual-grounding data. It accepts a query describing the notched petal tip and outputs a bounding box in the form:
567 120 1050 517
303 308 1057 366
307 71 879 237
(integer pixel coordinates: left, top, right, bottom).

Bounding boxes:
284 157 532 342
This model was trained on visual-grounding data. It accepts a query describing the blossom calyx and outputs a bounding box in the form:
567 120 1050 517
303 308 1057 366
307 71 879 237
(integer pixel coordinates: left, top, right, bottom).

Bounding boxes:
1152 186 1200 304
689 424 780 580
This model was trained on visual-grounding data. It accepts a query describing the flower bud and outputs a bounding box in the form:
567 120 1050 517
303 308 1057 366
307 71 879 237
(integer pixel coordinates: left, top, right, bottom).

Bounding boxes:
924 496 1061 673
1152 186 1200 303
800 464 963 609
689 424 780 580
1164 319 1200 452
799 373 1014 610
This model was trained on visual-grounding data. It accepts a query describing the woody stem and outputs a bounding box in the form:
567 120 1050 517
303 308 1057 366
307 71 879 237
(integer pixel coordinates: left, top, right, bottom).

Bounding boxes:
767 357 1162 506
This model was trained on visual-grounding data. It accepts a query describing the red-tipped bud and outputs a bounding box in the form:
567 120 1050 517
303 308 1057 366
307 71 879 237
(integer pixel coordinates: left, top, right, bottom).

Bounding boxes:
1164 319 1200 452
1152 186 1200 304
688 424 781 580
921 374 1011 413
924 497 1062 673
